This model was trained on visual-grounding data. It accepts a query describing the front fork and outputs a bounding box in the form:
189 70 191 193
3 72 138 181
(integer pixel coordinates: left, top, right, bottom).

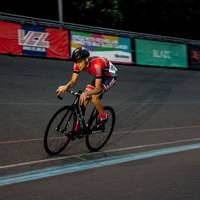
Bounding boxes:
56 108 74 134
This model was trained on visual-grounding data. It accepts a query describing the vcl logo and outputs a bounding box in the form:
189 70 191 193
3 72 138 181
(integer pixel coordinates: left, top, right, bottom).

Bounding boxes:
18 29 49 50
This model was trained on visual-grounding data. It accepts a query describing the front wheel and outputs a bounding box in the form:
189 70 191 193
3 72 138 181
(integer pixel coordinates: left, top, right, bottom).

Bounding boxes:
44 106 75 155
86 106 115 151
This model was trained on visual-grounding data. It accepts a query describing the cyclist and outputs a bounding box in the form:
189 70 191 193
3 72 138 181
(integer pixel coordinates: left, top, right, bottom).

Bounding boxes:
56 47 117 131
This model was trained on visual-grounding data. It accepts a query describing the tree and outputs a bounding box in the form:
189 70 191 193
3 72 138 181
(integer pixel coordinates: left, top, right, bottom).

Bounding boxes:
64 0 123 27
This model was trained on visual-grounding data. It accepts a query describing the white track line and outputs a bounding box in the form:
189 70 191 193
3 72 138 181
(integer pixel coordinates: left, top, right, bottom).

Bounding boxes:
0 138 42 145
117 125 200 135
0 102 60 106
1 137 200 170
1 124 200 145
1 102 200 106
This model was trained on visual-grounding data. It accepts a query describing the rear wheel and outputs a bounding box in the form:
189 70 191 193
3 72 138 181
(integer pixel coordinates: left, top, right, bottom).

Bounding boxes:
86 106 115 151
44 106 75 155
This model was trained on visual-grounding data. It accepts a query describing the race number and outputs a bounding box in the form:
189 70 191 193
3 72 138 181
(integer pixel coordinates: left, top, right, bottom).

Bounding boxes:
109 61 118 75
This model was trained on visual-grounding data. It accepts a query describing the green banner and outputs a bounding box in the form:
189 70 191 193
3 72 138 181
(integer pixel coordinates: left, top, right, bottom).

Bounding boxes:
135 39 188 68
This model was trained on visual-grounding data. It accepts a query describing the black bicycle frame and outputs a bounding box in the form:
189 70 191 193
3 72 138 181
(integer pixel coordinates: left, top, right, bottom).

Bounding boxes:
74 103 87 130
73 95 98 132
59 90 101 133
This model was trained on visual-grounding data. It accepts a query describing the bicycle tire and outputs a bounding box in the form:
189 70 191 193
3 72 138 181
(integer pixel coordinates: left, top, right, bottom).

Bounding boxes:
86 106 115 151
44 105 75 155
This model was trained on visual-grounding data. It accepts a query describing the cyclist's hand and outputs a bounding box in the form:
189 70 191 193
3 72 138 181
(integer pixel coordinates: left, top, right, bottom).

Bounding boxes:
56 85 68 96
80 92 89 104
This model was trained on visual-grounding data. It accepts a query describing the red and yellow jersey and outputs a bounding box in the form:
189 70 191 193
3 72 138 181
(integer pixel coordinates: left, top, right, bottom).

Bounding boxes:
73 56 117 78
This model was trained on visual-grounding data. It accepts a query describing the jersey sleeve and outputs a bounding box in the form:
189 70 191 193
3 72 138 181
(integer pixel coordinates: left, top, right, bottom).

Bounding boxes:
73 64 80 74
94 63 103 78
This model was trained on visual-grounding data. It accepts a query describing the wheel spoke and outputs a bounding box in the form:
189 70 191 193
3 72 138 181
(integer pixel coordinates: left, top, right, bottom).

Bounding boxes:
86 106 115 151
44 106 75 155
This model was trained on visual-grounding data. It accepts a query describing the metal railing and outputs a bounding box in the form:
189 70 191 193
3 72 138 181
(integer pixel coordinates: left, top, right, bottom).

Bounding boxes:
1 11 200 45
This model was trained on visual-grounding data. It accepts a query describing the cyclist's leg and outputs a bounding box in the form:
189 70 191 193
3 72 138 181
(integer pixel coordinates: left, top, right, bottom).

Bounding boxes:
85 78 105 116
82 84 94 113
91 94 104 116
83 77 103 111
86 76 117 120
96 76 117 120
90 92 107 132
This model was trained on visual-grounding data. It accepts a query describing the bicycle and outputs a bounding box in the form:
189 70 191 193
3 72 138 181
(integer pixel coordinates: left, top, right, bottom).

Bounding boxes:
44 89 115 155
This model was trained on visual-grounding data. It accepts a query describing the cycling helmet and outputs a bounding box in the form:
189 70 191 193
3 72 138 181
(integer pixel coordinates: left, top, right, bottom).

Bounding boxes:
71 47 90 62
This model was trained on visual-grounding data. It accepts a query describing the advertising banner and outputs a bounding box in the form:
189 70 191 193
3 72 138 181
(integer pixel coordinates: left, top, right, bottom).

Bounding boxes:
46 28 69 59
189 45 200 69
0 21 70 59
135 39 188 68
18 25 48 57
70 31 133 64
0 21 22 55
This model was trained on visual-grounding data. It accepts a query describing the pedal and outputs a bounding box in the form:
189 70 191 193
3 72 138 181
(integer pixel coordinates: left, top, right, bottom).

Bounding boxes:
76 132 84 139
66 131 76 140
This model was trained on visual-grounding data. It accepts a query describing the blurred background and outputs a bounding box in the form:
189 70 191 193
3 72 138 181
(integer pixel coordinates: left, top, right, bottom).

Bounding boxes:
1 0 200 40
